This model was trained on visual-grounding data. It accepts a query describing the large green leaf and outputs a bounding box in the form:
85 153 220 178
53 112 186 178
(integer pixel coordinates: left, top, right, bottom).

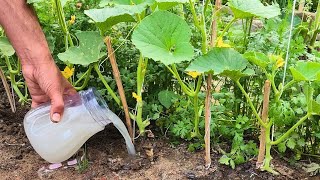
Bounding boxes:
0 37 15 57
58 31 104 65
228 0 280 19
132 11 194 65
186 48 252 81
243 51 270 69
86 0 153 32
220 68 255 81
289 61 320 82
158 90 178 108
155 0 187 10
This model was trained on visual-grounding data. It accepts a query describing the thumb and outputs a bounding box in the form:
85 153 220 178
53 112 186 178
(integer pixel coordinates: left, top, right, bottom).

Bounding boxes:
48 90 64 123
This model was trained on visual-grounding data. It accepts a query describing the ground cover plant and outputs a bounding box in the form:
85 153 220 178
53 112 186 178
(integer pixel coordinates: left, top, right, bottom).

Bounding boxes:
0 0 320 177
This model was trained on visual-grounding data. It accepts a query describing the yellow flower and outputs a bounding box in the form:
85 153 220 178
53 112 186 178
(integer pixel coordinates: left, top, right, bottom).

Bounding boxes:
269 54 284 68
132 92 142 102
61 66 74 79
217 37 231 48
187 71 201 79
276 58 285 68
69 15 76 25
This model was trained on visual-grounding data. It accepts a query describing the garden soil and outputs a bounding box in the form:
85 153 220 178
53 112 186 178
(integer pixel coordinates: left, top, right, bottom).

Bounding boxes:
0 86 317 180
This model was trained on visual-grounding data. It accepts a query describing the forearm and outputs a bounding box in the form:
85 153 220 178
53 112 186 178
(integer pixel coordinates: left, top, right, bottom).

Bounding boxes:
0 0 51 66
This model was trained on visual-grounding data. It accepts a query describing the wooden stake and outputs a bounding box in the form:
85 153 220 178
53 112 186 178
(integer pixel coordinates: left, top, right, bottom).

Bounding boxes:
104 37 134 141
298 0 305 12
256 80 271 169
0 67 15 113
204 73 212 168
204 0 222 168
210 0 222 47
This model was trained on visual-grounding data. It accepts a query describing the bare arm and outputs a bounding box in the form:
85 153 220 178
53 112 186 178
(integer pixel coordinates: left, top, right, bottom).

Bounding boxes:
0 0 76 122
0 0 50 65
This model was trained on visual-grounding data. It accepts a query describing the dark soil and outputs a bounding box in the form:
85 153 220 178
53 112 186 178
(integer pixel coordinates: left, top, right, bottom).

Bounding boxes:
0 86 317 180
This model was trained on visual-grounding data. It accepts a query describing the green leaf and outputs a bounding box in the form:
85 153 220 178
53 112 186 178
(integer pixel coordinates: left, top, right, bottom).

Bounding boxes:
312 100 320 115
278 142 286 153
243 51 270 68
100 0 146 6
289 61 320 82
85 1 152 32
286 138 296 149
186 48 252 81
27 0 42 3
0 37 15 57
220 68 255 81
28 0 68 6
155 0 187 10
58 31 104 65
219 155 231 165
132 11 194 65
228 0 281 19
230 159 235 169
60 0 69 7
158 90 177 108
316 94 320 103
297 138 305 147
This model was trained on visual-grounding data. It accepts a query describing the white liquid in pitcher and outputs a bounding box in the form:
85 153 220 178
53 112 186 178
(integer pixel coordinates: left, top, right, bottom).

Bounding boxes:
24 103 105 163
24 99 136 163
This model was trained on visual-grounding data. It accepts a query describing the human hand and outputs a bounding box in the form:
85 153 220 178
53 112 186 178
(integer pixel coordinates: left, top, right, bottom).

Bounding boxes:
22 57 76 123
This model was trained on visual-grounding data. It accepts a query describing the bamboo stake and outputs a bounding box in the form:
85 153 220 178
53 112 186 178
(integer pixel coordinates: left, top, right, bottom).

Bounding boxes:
204 73 212 168
256 80 271 169
104 37 133 141
210 0 222 47
0 67 15 112
204 0 222 169
298 0 305 12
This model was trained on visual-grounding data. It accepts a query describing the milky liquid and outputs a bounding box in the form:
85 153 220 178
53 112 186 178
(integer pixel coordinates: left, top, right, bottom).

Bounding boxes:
24 103 105 163
104 111 136 155
24 98 136 163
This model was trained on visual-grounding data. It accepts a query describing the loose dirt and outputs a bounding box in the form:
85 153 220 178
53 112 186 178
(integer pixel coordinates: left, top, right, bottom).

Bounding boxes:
0 86 317 180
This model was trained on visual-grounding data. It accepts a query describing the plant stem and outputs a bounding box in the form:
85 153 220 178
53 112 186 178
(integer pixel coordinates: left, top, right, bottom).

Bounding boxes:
262 121 279 175
53 0 74 48
243 17 253 52
0 66 15 112
217 18 237 44
177 4 185 18
189 0 200 29
93 63 120 106
192 93 200 137
4 56 18 74
282 79 295 91
271 114 310 145
236 80 266 128
199 0 208 54
310 29 320 48
304 83 314 114
74 66 92 91
169 64 195 96
3 56 26 103
9 70 27 103
135 54 147 134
